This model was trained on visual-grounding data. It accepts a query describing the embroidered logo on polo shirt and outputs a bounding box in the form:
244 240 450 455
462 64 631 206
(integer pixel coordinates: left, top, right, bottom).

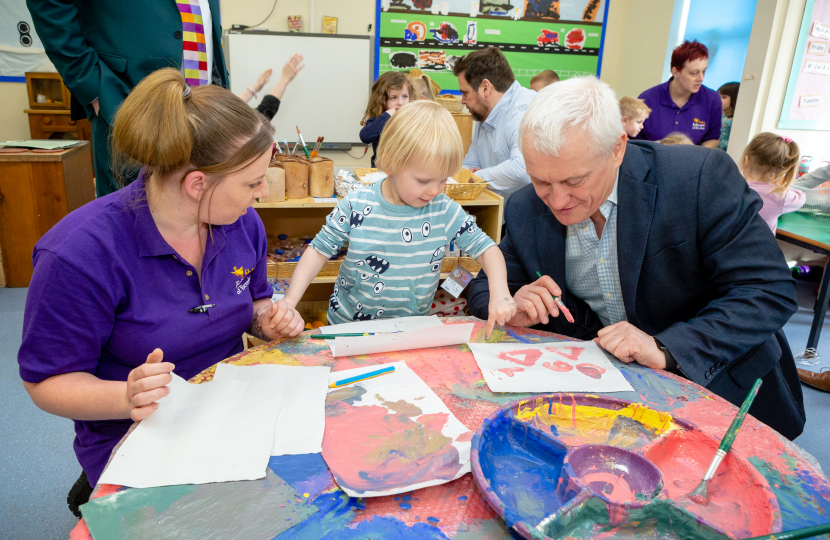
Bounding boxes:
232 266 253 295
692 118 706 130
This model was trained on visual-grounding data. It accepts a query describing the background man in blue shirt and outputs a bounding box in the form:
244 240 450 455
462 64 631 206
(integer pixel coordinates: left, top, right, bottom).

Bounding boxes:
453 47 536 199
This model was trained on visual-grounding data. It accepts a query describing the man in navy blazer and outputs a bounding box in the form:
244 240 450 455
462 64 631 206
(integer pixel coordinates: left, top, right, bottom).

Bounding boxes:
467 77 805 440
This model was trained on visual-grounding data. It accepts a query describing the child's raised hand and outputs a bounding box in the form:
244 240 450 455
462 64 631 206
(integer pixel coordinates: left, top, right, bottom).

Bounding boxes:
282 54 305 81
258 300 305 339
386 107 397 116
485 294 518 340
254 69 273 92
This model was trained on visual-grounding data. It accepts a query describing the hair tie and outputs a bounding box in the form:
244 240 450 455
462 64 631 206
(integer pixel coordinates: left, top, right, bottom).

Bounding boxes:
781 136 793 143
182 86 192 99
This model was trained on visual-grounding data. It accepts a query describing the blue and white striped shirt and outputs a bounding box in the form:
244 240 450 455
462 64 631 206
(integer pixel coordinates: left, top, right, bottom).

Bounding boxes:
310 180 495 324
462 81 536 199
565 171 627 327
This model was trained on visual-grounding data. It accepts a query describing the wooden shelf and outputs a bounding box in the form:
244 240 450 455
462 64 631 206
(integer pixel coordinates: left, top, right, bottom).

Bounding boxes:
254 189 502 209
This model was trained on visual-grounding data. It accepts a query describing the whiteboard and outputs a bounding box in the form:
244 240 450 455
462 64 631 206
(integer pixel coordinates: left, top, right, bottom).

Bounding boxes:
227 31 373 145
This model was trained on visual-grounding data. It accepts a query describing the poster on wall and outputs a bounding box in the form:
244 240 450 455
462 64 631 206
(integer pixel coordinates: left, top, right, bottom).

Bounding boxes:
779 0 830 130
375 0 609 92
0 0 55 81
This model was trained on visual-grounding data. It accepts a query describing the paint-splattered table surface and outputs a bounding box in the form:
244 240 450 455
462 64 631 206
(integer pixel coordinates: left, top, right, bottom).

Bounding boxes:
70 318 830 540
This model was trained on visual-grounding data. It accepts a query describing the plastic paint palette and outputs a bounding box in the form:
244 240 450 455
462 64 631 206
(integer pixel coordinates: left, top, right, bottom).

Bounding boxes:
471 394 780 540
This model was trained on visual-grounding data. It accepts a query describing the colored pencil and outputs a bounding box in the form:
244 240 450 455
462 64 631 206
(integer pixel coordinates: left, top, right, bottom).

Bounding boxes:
311 332 398 339
535 271 574 323
688 378 763 504
743 522 830 540
329 366 395 388
296 125 311 159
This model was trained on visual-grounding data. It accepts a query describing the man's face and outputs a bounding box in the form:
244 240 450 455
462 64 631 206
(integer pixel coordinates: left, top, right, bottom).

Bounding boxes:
523 129 626 226
458 72 490 122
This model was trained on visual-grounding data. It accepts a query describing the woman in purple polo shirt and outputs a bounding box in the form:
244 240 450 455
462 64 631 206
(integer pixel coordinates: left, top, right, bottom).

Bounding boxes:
637 40 722 148
17 68 304 516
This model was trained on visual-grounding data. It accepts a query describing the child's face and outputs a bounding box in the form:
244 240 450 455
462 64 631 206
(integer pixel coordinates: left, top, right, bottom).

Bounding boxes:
386 87 410 111
383 165 447 208
720 94 731 112
622 114 646 138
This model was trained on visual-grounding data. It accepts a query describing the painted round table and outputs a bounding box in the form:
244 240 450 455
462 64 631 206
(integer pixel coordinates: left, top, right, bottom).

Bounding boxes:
70 318 830 540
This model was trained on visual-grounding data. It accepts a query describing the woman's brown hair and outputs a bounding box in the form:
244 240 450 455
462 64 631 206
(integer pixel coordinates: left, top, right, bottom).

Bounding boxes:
112 68 275 212
740 132 800 195
361 71 413 126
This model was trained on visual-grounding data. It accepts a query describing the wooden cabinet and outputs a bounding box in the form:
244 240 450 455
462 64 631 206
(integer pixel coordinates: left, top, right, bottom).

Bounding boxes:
253 183 503 302
26 109 92 143
0 142 95 287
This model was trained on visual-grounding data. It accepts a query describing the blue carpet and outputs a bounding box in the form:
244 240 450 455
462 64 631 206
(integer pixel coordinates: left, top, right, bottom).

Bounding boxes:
1 283 829 539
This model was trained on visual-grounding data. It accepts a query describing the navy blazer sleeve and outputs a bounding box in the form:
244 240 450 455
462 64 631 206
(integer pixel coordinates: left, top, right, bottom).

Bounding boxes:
654 149 797 384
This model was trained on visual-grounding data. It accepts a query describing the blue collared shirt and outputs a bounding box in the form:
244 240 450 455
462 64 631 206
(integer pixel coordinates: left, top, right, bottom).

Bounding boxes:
637 77 722 145
565 170 627 327
462 80 537 198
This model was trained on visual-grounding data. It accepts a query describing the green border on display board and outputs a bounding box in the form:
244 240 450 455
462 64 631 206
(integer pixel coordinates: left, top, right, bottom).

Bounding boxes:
374 0 610 93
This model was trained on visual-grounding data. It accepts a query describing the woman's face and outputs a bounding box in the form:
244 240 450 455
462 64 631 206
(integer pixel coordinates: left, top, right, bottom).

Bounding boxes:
202 147 271 225
672 58 708 94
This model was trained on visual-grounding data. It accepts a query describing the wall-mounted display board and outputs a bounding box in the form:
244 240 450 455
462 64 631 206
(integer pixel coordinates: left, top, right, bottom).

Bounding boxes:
779 0 830 130
374 0 609 92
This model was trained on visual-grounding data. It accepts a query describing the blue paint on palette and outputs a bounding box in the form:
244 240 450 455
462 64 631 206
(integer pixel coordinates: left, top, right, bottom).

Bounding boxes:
477 410 570 528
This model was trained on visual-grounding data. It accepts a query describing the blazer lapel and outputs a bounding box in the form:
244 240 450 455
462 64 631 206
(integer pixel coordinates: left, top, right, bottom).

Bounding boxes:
616 146 656 325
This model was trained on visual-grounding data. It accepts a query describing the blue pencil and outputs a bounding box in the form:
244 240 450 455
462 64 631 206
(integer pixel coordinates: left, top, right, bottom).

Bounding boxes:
329 366 395 388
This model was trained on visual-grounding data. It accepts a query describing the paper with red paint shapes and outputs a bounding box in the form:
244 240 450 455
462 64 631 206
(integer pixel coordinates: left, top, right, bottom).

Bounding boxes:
321 361 473 497
467 341 635 393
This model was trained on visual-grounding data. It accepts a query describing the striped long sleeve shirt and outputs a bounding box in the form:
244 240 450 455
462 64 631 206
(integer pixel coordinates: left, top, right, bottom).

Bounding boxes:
310 180 495 323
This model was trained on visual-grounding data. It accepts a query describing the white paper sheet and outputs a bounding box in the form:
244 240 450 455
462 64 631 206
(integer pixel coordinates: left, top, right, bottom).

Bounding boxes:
332 323 473 358
213 363 331 455
322 361 472 497
319 315 444 356
467 341 635 393
99 374 285 488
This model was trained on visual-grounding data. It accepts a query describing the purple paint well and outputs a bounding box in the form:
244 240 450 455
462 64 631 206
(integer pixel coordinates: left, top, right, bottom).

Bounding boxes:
566 445 663 505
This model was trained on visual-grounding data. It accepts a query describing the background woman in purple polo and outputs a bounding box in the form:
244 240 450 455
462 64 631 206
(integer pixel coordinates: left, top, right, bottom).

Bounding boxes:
637 41 722 148
17 68 303 516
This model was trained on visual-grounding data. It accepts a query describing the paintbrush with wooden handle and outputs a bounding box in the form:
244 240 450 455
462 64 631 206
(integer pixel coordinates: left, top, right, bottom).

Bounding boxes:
741 522 830 540
688 378 762 504
310 136 324 159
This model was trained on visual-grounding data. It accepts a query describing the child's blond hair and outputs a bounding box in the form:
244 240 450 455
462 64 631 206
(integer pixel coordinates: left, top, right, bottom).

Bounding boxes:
660 132 693 145
619 96 651 120
376 101 463 179
741 132 800 195
409 75 436 101
530 70 560 87
361 72 414 126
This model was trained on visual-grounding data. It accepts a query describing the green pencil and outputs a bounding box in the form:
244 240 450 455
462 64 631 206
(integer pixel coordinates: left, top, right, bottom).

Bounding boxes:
743 522 830 540
688 378 762 504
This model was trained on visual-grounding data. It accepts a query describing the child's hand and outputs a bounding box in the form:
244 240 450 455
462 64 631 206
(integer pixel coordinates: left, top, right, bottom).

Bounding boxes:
485 294 518 340
386 107 397 116
282 53 305 81
258 300 305 339
254 69 272 92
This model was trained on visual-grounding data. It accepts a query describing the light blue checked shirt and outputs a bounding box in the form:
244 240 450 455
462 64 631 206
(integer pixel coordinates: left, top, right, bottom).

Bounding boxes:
462 81 536 199
565 170 627 327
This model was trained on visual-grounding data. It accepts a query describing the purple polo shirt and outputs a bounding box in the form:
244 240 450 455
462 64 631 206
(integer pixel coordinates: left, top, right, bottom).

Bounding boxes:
18 170 272 487
637 78 722 145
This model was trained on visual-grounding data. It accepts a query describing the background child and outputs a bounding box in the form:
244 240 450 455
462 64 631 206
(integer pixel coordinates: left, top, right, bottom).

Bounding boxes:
718 82 740 151
741 132 805 233
409 74 436 100
619 97 651 139
238 53 305 121
530 70 560 91
359 72 413 167
660 132 693 145
281 101 516 338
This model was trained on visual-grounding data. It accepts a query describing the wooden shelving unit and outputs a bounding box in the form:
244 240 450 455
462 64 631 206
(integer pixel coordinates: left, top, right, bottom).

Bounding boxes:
254 180 504 302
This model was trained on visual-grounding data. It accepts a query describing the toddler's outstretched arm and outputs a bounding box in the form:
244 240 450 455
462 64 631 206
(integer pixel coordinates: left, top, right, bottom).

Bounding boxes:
476 246 517 339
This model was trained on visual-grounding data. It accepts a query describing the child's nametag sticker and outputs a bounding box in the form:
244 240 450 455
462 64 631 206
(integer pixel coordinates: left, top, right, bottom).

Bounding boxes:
314 197 338 203
440 264 474 298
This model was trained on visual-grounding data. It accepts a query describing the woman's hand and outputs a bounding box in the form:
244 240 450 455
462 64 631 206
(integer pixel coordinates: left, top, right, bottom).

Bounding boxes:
282 54 305 82
486 294 518 339
126 348 174 422
253 69 272 92
258 300 305 339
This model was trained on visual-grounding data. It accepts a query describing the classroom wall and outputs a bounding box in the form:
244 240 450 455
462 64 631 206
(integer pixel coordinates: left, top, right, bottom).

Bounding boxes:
599 0 676 100
0 82 32 142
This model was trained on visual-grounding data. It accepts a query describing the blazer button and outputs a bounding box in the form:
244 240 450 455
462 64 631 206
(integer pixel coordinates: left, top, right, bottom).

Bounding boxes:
705 372 711 380
174 30 183 39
